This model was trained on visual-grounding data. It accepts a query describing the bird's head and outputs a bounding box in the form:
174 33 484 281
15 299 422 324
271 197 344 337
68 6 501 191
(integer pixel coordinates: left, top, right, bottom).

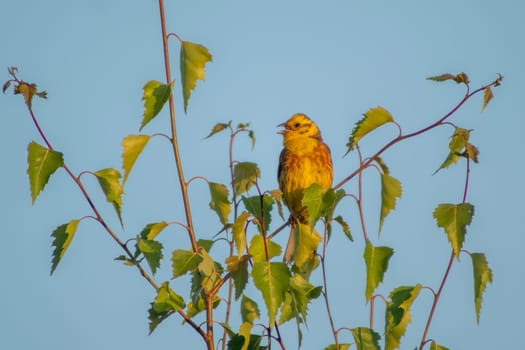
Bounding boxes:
277 113 322 142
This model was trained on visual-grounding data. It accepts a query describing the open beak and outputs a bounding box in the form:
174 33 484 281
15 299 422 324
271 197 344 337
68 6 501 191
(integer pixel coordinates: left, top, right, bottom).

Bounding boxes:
277 122 287 135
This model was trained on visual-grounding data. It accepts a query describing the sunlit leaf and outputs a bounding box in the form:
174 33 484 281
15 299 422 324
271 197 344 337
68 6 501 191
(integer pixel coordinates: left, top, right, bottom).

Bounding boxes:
232 212 250 256
364 241 394 302
172 249 202 278
196 248 222 293
141 80 173 130
379 172 402 234
268 189 284 221
152 281 185 313
324 344 351 350
121 134 151 184
233 162 260 195
471 253 493 323
206 121 231 138
226 255 250 300
50 220 79 275
351 327 381 350
137 238 163 275
434 128 470 174
292 223 322 268
433 203 474 258
94 168 124 225
347 106 394 153
481 86 493 112
278 274 322 325
139 221 168 241
241 295 260 324
251 261 290 326
385 284 422 350
180 41 213 113
148 281 185 334
465 143 479 163
209 182 231 226
429 341 450 350
14 81 46 108
27 141 64 203
249 234 282 263
427 72 469 85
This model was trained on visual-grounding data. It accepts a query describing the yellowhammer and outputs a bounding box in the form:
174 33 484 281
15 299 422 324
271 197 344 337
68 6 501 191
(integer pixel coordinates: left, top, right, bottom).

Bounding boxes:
277 113 333 263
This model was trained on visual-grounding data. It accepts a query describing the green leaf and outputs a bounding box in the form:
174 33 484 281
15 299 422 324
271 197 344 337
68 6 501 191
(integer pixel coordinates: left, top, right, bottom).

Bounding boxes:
227 333 265 350
324 345 351 350
433 203 474 258
379 172 402 234
301 184 337 227
139 221 168 240
232 211 250 256
248 130 256 149
233 162 260 195
347 106 394 153
242 194 274 232
196 248 222 293
148 281 185 334
278 274 322 325
434 128 470 174
334 215 353 241
351 327 381 350
481 86 493 112
152 281 185 313
94 168 124 225
14 82 46 108
180 41 213 113
27 141 64 203
249 234 282 263
197 238 215 252
137 239 163 275
238 322 253 350
429 341 449 350
205 121 231 138
251 262 290 326
241 295 260 324
209 182 231 226
427 72 469 85
226 256 250 299
426 73 456 82
471 253 493 323
172 249 202 278
364 241 394 302
292 223 322 268
50 220 79 275
385 285 422 350
268 189 285 221
121 134 151 184
465 143 479 163
141 80 173 130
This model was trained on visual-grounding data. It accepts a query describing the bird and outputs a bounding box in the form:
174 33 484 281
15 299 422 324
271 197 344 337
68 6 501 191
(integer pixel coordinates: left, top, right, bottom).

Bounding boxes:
277 113 333 264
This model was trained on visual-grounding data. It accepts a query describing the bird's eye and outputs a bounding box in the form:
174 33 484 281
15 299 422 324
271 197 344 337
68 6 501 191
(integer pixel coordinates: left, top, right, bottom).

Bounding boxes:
294 122 301 128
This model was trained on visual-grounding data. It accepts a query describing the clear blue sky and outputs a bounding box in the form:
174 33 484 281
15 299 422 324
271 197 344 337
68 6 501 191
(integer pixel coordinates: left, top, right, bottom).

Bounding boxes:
2 1 522 349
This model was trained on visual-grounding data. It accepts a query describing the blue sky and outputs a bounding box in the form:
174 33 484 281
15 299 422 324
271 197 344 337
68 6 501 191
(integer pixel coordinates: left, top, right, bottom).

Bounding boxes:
1 1 523 349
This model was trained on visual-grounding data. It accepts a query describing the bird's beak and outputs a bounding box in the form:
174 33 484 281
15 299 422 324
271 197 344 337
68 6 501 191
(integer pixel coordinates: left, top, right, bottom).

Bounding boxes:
277 122 287 135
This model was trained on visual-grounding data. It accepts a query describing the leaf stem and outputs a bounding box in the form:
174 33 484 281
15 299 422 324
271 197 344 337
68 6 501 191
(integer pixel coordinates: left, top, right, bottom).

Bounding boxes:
419 250 455 349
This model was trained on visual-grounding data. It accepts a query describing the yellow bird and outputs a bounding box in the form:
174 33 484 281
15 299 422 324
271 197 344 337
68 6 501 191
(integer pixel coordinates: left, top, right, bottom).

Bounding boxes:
277 113 333 263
